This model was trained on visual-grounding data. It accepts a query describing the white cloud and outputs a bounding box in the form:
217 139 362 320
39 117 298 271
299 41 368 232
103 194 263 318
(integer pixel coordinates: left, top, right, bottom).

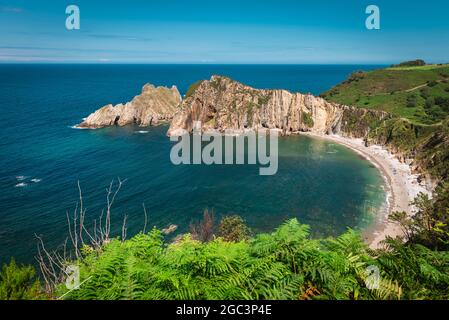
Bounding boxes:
0 6 24 13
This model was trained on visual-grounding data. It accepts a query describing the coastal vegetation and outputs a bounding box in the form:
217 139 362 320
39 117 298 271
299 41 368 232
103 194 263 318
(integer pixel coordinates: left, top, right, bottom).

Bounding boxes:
390 59 426 68
323 61 449 250
185 80 204 99
1 213 448 300
321 62 449 125
2 61 449 300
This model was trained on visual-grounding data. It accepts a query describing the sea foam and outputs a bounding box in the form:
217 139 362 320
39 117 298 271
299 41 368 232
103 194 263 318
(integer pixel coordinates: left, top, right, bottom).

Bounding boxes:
15 182 27 188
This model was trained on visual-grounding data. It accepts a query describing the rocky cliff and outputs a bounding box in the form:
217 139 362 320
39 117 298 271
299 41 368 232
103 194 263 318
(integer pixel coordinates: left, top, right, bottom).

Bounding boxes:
78 84 182 129
167 76 390 138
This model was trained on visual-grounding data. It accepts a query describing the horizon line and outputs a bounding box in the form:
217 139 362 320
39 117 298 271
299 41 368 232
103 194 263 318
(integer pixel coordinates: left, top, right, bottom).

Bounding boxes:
0 62 398 66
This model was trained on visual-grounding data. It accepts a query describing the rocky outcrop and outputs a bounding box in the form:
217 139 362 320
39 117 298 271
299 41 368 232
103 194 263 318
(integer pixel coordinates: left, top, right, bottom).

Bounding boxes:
78 84 182 129
167 76 390 138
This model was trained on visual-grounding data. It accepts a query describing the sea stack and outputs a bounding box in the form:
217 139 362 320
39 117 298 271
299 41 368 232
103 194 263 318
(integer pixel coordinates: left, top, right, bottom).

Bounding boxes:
77 84 182 129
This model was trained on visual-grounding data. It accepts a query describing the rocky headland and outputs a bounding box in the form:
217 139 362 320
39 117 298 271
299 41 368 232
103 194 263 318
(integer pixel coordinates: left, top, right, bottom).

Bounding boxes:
75 74 443 248
167 75 390 138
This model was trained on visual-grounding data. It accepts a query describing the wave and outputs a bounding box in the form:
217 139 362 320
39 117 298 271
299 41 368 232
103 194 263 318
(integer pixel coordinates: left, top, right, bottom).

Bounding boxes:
16 176 28 181
31 178 42 183
69 125 89 130
15 182 27 188
136 130 149 134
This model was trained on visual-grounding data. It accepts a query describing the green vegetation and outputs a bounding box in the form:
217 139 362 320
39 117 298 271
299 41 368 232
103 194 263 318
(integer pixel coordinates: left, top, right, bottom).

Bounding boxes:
321 61 449 255
388 64 448 71
2 62 449 301
3 214 448 300
0 259 42 300
185 80 204 98
257 94 271 107
302 112 314 127
390 59 426 68
218 215 252 242
321 63 449 125
57 220 406 300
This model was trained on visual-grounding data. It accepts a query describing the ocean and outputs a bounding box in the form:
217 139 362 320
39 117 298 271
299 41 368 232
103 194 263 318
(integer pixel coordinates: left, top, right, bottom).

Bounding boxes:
0 64 386 264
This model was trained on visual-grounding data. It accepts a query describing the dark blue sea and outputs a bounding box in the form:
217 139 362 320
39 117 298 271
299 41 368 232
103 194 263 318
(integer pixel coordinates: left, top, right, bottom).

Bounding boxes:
0 64 386 264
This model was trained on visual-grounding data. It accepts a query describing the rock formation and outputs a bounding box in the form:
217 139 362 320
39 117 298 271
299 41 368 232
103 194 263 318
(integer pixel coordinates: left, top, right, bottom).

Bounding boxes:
77 84 182 129
167 75 390 138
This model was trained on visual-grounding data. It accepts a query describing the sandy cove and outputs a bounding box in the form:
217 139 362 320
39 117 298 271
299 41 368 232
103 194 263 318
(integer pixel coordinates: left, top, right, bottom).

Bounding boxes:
300 132 432 249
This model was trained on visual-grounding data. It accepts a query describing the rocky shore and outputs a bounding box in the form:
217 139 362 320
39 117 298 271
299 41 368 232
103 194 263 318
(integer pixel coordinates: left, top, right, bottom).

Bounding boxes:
301 132 432 249
77 75 433 247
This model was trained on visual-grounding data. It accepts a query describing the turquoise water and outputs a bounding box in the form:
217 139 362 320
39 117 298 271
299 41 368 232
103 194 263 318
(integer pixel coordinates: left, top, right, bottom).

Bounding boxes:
0 64 386 264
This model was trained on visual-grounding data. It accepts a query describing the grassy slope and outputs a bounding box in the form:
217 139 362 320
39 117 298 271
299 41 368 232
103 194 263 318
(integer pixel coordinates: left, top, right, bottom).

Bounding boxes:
321 64 449 125
320 64 449 182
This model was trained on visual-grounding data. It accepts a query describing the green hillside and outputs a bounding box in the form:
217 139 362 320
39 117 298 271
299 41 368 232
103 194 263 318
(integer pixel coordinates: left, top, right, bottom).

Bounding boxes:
321 63 449 125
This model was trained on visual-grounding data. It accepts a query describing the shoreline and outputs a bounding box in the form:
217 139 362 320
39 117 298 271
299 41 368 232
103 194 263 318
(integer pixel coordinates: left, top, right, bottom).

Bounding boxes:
300 132 431 249
71 122 431 248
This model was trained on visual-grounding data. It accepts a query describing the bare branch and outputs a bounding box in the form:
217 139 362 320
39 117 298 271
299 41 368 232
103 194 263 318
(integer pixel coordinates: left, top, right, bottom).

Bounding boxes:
78 181 85 246
143 203 148 234
121 214 128 242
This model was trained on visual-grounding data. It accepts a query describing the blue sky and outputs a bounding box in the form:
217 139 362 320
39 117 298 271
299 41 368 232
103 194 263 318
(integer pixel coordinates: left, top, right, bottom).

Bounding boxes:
0 0 448 64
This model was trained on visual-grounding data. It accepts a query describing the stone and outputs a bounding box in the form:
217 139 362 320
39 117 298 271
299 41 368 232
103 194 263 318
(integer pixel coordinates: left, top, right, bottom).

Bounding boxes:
77 84 182 129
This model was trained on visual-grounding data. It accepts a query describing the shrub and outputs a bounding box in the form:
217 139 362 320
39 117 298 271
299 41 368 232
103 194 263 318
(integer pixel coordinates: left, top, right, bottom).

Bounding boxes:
185 80 204 98
391 59 426 67
218 215 251 242
406 94 418 108
427 105 445 120
425 97 435 109
345 71 366 83
435 96 449 106
420 88 430 99
0 259 41 300
302 112 314 127
190 209 215 242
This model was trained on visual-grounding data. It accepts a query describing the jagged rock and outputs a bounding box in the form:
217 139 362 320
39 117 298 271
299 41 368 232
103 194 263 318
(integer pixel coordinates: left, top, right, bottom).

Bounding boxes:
78 84 182 129
167 75 390 137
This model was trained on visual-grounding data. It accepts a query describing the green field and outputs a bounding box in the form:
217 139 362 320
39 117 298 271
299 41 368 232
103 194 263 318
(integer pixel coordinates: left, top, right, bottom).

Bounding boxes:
387 64 449 71
321 64 449 125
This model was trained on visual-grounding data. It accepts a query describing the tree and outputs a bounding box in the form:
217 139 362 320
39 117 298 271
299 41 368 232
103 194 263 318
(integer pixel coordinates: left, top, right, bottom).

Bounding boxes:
412 193 435 235
388 211 413 242
218 215 251 242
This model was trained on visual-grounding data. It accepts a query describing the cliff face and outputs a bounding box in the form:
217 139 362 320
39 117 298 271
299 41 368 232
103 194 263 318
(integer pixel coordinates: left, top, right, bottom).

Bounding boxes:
78 84 182 129
167 76 390 138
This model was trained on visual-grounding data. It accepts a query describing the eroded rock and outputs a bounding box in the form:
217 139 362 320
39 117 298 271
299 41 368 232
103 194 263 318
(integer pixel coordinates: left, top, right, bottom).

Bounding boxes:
78 84 182 129
167 75 389 138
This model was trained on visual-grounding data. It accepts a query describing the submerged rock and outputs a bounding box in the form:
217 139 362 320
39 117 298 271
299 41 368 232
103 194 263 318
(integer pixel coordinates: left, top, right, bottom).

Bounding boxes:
162 224 178 235
77 84 182 129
